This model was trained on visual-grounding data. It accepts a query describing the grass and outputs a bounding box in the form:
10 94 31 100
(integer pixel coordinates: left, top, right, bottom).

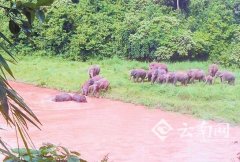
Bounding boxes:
7 55 240 124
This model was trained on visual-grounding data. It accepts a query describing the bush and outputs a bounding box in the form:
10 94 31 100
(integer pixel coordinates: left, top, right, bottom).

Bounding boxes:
221 43 240 67
3 143 86 162
0 0 239 66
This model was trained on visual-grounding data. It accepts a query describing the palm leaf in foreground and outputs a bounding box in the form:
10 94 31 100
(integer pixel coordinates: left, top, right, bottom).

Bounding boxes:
0 7 42 158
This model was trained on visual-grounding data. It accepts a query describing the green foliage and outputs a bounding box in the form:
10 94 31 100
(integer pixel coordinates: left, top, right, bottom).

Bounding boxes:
0 0 56 159
1 0 240 65
3 143 86 162
29 0 125 60
221 43 240 67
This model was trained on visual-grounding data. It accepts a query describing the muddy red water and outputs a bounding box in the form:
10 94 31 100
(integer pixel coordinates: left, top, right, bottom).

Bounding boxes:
1 81 240 162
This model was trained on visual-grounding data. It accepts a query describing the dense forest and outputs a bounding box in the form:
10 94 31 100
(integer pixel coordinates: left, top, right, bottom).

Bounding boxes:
1 0 240 66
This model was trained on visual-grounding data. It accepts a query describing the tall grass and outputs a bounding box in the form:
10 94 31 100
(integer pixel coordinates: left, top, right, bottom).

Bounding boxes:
8 55 240 124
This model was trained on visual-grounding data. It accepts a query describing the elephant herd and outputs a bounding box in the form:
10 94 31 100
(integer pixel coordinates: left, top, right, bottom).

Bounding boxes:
53 65 110 102
81 65 110 97
130 63 236 85
53 62 235 102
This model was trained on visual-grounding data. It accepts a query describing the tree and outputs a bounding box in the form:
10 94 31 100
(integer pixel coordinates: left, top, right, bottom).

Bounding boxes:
154 0 190 11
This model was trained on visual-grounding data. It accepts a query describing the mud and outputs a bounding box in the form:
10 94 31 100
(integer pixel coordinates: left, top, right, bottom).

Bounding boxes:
1 81 240 162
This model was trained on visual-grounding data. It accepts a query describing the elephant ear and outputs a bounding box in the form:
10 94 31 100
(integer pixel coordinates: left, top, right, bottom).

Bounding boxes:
219 73 223 77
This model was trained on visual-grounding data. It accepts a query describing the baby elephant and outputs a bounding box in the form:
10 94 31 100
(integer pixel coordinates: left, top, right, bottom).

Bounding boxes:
72 94 87 103
130 69 146 82
208 64 218 77
81 80 94 96
146 69 154 82
187 69 205 83
216 71 235 85
88 65 100 78
157 74 167 84
97 78 110 91
204 75 214 85
53 93 72 102
149 62 168 72
88 78 110 97
165 72 176 84
151 68 167 84
173 71 189 86
89 75 103 84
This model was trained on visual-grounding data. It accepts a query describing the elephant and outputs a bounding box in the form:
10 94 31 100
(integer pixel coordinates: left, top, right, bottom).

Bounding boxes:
146 69 154 82
72 94 87 103
130 69 147 82
88 84 98 97
151 68 167 84
149 62 168 72
173 71 189 85
204 75 213 85
89 75 103 84
81 75 102 96
157 74 167 84
165 72 176 84
215 71 235 85
88 78 110 97
208 64 218 77
97 78 110 91
130 69 137 80
81 80 94 96
53 93 72 102
88 65 100 78
187 69 205 83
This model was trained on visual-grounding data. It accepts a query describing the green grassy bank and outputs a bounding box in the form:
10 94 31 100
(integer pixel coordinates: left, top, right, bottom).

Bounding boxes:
8 56 240 124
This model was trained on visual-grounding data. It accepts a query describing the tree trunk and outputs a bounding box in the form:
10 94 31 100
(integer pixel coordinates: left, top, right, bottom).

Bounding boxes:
176 0 180 10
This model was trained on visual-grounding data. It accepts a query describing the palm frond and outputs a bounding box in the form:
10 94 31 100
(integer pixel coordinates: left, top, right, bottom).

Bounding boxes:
0 0 55 159
0 43 17 62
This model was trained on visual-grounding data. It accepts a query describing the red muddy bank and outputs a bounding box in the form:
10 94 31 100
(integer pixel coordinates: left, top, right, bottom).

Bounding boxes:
1 81 240 162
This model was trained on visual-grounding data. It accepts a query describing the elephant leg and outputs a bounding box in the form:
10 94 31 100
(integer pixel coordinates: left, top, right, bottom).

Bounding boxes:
92 90 96 97
96 92 100 98
229 80 235 85
105 85 109 91
173 79 177 86
185 80 188 85
228 80 231 85
180 81 184 86
204 80 208 85
137 77 140 82
151 76 156 84
133 77 136 82
191 78 195 83
166 78 169 84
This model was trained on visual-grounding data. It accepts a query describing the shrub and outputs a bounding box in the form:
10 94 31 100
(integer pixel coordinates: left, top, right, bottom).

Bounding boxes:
0 0 239 66
3 143 86 162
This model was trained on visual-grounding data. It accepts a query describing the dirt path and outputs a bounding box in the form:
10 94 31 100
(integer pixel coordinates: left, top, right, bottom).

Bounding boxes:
1 81 240 162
